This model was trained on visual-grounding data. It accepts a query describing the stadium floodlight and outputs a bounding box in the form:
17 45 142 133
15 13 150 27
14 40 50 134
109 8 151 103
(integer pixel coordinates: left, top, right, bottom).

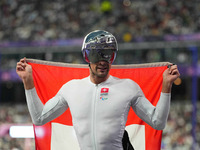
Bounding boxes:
9 125 34 138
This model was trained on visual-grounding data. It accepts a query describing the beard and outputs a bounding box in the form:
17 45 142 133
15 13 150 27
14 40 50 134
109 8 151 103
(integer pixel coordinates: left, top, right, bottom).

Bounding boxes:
91 64 110 78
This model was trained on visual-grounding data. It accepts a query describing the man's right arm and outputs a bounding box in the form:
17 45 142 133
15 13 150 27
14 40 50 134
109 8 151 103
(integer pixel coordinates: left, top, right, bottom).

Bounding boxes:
25 87 68 125
16 58 68 125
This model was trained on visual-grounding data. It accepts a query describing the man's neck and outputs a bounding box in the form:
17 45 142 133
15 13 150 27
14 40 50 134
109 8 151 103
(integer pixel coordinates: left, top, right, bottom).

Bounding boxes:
90 74 110 84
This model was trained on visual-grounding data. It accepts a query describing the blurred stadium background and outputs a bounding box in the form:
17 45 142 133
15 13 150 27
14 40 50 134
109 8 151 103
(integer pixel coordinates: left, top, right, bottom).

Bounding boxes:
0 0 200 149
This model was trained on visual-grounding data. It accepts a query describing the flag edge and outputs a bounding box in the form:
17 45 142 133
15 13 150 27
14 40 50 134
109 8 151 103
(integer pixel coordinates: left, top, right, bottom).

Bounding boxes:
26 58 170 68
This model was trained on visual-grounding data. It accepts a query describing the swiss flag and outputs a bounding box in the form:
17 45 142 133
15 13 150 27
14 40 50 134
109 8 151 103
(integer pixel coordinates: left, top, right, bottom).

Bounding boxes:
101 88 109 93
27 59 169 150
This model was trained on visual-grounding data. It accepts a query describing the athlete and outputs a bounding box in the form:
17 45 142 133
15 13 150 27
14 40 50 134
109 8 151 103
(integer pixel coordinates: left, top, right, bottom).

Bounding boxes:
16 30 180 150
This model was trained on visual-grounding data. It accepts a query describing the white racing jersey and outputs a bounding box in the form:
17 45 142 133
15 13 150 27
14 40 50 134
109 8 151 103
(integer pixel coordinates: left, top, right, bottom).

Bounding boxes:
25 75 171 150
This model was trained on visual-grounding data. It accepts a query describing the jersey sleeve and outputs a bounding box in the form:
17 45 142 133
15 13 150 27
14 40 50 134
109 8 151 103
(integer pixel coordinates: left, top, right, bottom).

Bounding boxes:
131 85 171 130
25 87 68 126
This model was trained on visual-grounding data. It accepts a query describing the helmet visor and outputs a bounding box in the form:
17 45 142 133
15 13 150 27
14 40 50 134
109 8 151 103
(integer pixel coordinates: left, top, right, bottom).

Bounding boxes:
85 49 116 64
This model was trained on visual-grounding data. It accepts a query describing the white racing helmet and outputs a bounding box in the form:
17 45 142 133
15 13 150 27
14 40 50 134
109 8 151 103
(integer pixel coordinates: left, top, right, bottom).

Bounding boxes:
82 30 118 64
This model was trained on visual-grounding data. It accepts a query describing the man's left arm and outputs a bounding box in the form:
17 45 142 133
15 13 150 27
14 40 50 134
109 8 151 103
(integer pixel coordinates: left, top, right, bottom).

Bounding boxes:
151 64 180 129
132 64 180 130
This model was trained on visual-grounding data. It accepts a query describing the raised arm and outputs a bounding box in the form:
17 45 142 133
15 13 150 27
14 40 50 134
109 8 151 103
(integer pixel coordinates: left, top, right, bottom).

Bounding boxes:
16 58 68 125
25 88 68 126
132 64 180 130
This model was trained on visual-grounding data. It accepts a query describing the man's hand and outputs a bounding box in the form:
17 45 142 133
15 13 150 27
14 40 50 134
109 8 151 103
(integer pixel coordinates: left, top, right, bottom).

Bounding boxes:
16 58 35 89
162 64 180 93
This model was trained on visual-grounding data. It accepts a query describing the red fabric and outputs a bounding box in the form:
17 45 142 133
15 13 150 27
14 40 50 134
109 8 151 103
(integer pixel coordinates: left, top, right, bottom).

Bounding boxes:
29 62 167 150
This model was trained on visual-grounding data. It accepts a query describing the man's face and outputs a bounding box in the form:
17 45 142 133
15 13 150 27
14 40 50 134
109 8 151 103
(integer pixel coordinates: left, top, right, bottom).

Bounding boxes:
90 60 111 78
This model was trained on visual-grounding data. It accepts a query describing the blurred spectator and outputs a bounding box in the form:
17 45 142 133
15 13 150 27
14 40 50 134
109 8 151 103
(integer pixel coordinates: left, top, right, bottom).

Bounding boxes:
1 0 200 42
162 102 200 150
0 104 32 125
0 104 34 150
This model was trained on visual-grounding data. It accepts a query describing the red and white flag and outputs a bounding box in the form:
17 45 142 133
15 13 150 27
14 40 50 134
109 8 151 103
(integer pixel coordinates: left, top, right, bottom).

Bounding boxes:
27 59 169 150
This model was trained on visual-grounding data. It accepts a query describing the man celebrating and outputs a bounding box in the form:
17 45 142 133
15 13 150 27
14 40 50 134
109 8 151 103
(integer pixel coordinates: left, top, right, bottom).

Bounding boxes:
16 30 180 150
